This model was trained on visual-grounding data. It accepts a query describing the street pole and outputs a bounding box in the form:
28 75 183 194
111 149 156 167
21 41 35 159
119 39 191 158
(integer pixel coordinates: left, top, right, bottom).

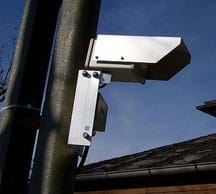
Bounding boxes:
0 0 61 193
28 0 101 194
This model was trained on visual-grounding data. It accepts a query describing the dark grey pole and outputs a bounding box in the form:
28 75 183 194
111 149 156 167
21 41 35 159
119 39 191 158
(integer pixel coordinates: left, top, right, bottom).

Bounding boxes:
0 0 61 193
28 0 101 194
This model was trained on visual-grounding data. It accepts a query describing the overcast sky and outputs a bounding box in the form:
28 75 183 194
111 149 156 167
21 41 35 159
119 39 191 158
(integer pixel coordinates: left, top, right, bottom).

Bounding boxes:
0 0 216 163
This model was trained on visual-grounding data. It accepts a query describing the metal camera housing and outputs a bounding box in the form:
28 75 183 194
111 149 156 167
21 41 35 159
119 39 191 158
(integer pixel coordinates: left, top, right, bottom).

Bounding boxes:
85 34 191 83
68 34 191 149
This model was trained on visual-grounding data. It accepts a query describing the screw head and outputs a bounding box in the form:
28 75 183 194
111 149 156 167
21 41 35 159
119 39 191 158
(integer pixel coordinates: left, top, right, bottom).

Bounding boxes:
82 71 89 77
83 132 90 139
93 72 99 78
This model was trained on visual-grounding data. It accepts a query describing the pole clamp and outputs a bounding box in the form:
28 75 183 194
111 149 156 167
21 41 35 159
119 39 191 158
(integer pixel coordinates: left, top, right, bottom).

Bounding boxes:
1 104 41 113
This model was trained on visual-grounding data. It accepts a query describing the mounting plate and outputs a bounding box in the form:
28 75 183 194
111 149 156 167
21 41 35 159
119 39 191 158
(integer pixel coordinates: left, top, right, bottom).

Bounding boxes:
68 70 101 146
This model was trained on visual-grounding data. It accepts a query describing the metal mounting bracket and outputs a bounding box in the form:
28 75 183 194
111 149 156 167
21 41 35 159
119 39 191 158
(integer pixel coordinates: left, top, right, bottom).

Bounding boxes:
68 70 110 147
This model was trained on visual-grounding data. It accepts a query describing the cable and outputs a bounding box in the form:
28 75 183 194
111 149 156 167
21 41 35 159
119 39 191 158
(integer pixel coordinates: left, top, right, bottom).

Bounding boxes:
99 83 107 89
76 146 90 174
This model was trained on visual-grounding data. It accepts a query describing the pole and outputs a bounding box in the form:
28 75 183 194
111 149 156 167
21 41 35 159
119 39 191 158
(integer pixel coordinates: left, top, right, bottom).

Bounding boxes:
28 0 101 194
0 0 61 193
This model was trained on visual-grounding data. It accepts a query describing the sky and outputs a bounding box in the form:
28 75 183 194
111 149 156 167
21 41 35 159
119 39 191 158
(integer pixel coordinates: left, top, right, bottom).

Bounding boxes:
0 0 24 71
0 0 216 163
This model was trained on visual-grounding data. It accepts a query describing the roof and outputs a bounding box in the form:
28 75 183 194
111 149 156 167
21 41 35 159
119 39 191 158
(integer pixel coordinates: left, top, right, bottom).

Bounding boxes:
196 100 216 117
80 133 216 174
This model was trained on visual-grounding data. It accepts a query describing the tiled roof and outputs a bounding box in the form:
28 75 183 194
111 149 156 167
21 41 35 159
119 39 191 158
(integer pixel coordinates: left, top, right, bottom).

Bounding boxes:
80 133 216 174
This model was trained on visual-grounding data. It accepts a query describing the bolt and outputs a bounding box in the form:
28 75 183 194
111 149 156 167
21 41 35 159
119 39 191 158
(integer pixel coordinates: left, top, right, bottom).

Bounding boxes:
95 56 99 59
82 71 89 77
93 72 99 78
121 56 124 60
83 132 90 139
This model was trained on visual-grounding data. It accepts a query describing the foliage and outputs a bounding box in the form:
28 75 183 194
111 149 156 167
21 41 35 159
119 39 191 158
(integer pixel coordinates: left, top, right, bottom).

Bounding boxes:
0 27 17 103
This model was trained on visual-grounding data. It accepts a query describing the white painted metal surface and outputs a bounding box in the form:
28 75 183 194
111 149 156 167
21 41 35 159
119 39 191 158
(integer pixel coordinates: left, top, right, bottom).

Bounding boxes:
86 34 191 82
68 70 100 146
91 35 182 63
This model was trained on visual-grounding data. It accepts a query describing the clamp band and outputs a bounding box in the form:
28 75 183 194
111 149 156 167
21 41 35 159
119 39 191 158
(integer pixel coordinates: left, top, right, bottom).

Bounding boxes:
1 104 40 112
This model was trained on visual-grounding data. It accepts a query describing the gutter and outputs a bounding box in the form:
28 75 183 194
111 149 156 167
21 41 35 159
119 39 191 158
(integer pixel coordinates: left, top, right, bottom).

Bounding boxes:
76 162 216 182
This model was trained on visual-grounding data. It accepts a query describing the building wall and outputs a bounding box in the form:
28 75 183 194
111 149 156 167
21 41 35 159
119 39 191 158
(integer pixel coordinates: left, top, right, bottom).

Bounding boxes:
76 183 216 194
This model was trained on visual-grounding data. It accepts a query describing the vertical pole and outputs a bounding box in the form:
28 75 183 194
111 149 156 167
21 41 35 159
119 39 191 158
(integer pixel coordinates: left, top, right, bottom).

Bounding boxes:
28 0 101 194
0 0 61 193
